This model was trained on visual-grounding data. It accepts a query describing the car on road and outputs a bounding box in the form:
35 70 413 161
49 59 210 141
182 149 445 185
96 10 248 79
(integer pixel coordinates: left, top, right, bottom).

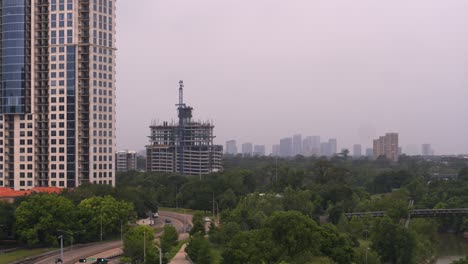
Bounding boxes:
204 217 211 222
184 224 192 232
164 218 172 224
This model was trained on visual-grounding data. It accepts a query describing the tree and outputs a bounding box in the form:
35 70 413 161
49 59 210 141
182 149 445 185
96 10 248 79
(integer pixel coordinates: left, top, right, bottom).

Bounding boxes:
186 234 213 264
222 229 274 264
190 212 205 236
371 217 416 264
160 225 178 253
123 225 158 264
318 224 355 264
0 201 15 239
263 211 321 261
14 194 76 246
77 195 134 242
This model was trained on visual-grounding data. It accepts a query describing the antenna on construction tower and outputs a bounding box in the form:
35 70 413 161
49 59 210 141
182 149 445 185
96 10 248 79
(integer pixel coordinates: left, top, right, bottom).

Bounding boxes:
177 80 185 175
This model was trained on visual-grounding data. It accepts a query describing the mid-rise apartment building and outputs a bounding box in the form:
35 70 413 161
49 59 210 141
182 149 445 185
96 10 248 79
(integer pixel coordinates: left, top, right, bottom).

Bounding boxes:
116 150 137 172
373 133 399 161
0 0 117 190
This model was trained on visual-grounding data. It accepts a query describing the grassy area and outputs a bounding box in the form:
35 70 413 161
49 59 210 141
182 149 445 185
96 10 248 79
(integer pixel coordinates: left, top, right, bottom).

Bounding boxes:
0 248 53 264
166 238 189 260
159 207 209 216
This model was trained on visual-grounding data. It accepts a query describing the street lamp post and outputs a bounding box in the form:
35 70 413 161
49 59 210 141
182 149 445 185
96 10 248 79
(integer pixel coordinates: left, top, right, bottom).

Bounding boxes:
58 229 86 252
143 230 146 263
363 229 369 240
59 234 64 262
365 247 370 264
155 245 163 264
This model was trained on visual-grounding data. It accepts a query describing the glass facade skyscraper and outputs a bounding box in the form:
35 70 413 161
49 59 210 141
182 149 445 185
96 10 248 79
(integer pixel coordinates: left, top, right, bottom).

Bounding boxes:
0 0 116 190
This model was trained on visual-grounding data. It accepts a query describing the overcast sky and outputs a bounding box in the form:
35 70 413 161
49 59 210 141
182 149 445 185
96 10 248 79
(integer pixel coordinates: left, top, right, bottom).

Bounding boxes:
115 0 468 155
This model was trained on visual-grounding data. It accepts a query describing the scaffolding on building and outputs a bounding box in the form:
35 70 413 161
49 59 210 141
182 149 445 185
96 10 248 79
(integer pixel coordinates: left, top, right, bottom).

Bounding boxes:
146 81 223 176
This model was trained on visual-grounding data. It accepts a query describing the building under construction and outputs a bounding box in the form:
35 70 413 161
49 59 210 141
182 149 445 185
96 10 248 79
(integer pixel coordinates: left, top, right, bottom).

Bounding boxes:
146 81 223 176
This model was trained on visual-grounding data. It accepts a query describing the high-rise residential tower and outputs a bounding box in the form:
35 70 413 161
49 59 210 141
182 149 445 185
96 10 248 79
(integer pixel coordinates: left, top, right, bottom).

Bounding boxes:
116 150 137 172
253 145 266 156
0 0 117 190
373 133 399 161
241 143 253 156
328 138 337 156
225 140 238 155
353 144 362 158
279 137 292 157
292 134 302 156
421 144 433 156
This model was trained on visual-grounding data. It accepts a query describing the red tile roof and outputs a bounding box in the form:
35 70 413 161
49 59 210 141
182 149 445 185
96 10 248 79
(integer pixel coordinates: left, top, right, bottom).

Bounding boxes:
0 187 62 198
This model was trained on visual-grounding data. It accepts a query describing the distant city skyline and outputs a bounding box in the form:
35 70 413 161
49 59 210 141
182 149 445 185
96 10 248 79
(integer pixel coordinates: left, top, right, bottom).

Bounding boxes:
116 0 468 155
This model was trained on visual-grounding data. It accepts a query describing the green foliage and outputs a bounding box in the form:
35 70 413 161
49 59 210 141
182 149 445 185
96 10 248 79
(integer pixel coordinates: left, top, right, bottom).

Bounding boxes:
0 201 14 239
186 235 213 264
123 225 158 264
452 256 468 264
77 195 134 241
190 212 206 236
371 217 416 264
160 225 178 253
318 224 355 264
14 194 75 246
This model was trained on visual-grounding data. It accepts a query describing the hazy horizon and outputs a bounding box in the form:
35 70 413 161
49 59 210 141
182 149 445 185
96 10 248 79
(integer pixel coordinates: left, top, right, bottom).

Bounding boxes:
116 0 468 155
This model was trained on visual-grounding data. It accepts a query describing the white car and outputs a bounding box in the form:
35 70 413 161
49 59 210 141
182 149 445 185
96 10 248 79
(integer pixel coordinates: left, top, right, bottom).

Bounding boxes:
204 217 212 222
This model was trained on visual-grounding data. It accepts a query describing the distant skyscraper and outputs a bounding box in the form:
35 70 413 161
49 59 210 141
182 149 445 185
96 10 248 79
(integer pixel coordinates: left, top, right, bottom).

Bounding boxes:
328 139 337 155
320 142 331 157
353 144 362 158
292 134 302 156
302 137 312 156
279 138 293 157
272 144 280 156
225 140 238 155
365 148 373 157
253 145 266 156
311 136 321 156
242 143 253 156
373 133 399 161
422 144 433 156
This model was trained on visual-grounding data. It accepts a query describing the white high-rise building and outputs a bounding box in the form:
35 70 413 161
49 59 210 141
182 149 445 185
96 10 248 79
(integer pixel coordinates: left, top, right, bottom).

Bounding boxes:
353 144 362 158
225 140 238 155
0 0 117 190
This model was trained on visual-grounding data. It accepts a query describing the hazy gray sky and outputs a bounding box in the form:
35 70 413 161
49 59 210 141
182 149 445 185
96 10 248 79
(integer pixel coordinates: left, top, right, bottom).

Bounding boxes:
116 0 468 155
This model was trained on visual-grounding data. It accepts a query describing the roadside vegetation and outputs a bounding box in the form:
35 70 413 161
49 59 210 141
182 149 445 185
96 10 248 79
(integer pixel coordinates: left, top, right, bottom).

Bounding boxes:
1 154 468 263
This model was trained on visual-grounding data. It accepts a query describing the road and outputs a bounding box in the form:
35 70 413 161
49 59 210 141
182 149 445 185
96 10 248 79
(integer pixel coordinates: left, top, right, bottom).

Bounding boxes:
31 240 122 264
22 211 194 264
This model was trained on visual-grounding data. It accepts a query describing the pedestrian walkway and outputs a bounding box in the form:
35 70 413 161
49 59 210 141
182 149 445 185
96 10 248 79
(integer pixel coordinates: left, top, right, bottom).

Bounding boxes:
170 244 191 264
